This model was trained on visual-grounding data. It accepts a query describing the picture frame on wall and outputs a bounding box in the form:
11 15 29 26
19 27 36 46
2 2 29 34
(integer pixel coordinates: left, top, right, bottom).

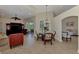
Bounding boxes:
66 22 74 27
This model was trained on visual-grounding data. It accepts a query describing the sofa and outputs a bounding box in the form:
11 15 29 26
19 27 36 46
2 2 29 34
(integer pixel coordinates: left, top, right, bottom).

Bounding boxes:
0 32 8 47
0 32 8 39
9 33 24 48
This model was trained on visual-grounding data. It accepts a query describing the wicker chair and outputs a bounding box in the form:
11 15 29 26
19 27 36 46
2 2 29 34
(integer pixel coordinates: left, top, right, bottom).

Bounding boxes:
62 32 72 42
43 33 53 45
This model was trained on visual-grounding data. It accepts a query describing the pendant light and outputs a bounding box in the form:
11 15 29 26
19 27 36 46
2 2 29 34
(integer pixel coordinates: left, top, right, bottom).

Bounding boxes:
44 5 49 32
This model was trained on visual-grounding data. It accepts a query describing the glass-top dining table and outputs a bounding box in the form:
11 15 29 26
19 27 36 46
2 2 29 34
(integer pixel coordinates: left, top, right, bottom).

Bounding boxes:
37 32 56 41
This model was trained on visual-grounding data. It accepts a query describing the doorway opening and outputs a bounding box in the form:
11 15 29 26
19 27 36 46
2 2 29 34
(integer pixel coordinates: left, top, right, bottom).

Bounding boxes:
25 22 34 33
62 16 78 52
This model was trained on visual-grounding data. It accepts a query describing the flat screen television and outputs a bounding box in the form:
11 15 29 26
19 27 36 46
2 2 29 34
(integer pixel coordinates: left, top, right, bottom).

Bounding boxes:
10 23 22 34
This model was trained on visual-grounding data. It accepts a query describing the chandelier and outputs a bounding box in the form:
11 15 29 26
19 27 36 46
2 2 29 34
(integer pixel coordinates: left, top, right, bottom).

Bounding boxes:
44 5 49 32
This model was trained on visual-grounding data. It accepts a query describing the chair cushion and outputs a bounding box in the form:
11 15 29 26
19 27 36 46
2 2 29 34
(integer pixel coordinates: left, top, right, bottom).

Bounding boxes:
62 32 67 38
45 34 52 40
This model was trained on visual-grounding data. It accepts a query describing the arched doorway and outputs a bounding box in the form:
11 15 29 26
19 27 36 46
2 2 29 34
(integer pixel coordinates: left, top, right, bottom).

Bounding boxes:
62 16 78 36
62 16 78 52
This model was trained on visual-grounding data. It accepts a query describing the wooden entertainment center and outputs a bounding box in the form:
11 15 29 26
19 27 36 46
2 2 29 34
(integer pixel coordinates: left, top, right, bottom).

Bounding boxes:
6 23 27 35
5 23 26 48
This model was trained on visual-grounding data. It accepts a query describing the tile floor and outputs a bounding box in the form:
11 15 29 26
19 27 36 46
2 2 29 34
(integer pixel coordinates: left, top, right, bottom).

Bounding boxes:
0 33 78 54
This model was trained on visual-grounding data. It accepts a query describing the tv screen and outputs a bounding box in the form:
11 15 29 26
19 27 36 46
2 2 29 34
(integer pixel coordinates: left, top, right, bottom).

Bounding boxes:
11 25 22 34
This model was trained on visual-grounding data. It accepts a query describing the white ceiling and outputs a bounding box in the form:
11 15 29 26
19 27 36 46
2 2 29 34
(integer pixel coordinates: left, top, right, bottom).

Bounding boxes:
0 5 76 19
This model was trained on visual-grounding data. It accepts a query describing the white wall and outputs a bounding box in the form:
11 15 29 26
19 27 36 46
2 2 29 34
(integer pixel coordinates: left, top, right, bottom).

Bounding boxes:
54 6 79 52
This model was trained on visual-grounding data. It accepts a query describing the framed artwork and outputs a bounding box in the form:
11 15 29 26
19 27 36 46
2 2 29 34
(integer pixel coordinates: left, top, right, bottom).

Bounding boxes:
66 22 74 27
